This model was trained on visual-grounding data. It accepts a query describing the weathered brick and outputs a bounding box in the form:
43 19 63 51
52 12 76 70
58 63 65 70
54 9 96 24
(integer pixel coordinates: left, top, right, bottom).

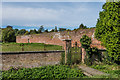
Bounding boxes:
16 28 105 49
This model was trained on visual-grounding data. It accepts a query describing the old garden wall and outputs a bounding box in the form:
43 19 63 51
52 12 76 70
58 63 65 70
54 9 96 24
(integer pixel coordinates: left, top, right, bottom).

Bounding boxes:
2 51 64 70
16 28 105 49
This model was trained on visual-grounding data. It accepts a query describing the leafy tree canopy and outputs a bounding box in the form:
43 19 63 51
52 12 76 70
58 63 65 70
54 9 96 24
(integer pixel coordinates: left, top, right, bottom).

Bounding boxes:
29 29 38 34
44 29 48 33
54 26 58 32
38 25 44 33
2 27 16 42
95 1 120 63
79 23 87 29
80 35 91 49
17 29 26 35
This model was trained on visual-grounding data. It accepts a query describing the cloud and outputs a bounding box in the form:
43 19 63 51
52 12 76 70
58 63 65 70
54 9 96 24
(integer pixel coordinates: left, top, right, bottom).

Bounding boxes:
3 0 106 2
3 7 66 26
0 2 2 27
3 7 62 21
2 2 104 28
2 3 90 26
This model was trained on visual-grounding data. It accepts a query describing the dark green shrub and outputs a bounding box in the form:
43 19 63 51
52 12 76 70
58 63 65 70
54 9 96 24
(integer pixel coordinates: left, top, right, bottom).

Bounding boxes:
2 65 84 79
71 47 82 64
60 52 65 65
80 35 100 65
80 35 91 49
67 49 72 65
103 52 114 65
95 1 120 64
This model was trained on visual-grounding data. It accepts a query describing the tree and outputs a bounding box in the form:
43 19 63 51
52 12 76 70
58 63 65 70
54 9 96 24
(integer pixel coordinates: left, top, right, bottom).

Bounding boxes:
59 28 66 31
80 35 91 49
44 29 48 33
29 29 38 34
2 27 16 42
80 35 99 65
6 25 13 29
14 29 18 33
38 25 44 33
79 23 87 29
95 1 120 63
67 29 71 31
54 26 58 32
24 31 30 35
17 29 26 35
50 29 54 32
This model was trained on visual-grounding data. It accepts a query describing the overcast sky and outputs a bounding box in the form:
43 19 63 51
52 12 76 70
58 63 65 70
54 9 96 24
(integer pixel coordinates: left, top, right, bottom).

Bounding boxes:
2 1 105 30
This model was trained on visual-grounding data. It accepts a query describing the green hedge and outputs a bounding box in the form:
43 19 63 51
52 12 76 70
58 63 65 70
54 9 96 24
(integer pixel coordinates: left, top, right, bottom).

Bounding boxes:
2 65 84 79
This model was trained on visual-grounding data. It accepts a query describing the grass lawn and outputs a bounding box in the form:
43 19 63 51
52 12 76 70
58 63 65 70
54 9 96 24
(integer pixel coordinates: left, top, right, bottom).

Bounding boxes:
2 43 63 52
90 64 120 78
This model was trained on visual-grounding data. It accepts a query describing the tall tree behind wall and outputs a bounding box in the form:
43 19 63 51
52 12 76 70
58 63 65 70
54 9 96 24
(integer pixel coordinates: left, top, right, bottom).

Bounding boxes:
2 26 16 42
95 1 120 63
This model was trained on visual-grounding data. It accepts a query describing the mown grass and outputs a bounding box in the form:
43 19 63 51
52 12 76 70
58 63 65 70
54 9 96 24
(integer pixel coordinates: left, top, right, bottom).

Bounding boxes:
90 64 120 78
2 43 63 52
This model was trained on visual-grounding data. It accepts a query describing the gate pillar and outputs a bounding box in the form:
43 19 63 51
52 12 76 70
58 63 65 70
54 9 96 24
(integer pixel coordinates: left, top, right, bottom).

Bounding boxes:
82 48 86 63
63 39 72 64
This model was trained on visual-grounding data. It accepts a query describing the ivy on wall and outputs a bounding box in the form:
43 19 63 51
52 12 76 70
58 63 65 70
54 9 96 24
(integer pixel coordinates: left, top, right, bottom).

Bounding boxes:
80 35 99 65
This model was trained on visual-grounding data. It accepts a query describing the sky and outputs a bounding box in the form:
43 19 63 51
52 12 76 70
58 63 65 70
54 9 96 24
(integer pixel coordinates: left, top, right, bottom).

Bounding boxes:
2 1 105 31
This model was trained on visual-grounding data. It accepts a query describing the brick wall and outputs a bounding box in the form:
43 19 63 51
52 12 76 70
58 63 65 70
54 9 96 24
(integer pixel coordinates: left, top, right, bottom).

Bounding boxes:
2 51 64 70
16 28 105 49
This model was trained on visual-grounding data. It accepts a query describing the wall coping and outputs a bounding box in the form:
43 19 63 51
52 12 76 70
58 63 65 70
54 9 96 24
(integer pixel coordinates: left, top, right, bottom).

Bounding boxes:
0 49 106 54
1 50 65 54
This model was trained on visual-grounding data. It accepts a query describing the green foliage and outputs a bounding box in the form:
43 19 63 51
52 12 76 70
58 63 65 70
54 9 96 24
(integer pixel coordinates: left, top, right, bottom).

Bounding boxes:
71 47 82 64
84 50 92 66
67 49 72 65
90 64 120 78
2 27 16 42
79 23 87 29
24 31 30 35
29 29 38 34
66 29 71 31
95 1 120 63
50 29 55 32
80 35 92 65
2 65 84 79
80 35 100 65
59 28 66 32
102 51 114 65
80 35 91 49
38 25 44 33
14 29 19 34
60 52 65 65
17 29 26 35
44 29 48 33
54 26 58 32
6 25 13 28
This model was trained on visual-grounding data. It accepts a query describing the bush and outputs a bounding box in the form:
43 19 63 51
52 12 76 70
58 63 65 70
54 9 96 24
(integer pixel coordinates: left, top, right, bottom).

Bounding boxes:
80 35 91 49
60 52 65 65
2 27 16 42
80 35 100 65
2 65 84 79
95 1 120 64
